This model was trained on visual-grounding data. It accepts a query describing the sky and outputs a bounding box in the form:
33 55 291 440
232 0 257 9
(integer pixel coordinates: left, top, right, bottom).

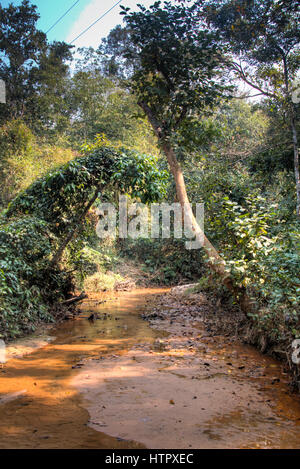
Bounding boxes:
0 0 260 99
0 0 157 49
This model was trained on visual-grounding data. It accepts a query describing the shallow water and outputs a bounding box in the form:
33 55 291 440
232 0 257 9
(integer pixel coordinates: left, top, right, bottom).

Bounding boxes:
0 288 299 449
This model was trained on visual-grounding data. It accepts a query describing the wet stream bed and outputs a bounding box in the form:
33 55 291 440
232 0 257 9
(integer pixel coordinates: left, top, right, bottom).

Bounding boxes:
0 288 300 449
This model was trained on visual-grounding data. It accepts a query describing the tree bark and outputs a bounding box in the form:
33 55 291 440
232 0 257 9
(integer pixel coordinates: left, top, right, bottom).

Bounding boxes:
50 186 101 267
138 101 252 311
63 292 88 305
232 53 299 217
276 54 299 217
291 106 300 217
161 140 238 293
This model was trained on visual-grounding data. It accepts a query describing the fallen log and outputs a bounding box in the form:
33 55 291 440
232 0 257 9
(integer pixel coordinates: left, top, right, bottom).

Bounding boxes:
63 292 88 305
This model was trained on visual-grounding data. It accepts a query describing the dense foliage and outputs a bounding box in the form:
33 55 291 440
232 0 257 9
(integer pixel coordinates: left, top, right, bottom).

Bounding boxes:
0 0 299 350
0 145 167 338
200 0 300 215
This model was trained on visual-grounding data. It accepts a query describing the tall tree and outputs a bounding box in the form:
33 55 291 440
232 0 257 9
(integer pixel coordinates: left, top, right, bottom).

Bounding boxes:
28 41 73 135
0 0 72 131
200 0 300 215
65 47 158 153
110 1 250 303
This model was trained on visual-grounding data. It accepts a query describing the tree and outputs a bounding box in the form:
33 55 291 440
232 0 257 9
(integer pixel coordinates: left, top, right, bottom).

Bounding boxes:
0 0 46 121
66 48 159 154
111 1 250 303
66 52 113 142
200 0 300 215
0 0 72 132
28 41 73 135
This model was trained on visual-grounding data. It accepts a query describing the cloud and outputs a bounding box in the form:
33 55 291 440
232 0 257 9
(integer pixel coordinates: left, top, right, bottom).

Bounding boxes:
66 0 154 49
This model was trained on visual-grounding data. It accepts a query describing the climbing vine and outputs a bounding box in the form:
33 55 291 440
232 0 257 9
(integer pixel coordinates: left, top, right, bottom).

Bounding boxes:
0 145 167 338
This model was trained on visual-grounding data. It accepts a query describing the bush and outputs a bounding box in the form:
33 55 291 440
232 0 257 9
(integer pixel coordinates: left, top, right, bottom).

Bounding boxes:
0 217 59 338
0 144 167 338
0 119 76 208
206 193 300 339
84 270 124 292
120 237 205 284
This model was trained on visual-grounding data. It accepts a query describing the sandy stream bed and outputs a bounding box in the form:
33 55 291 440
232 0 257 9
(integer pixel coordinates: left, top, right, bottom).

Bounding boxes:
0 288 300 449
73 289 300 449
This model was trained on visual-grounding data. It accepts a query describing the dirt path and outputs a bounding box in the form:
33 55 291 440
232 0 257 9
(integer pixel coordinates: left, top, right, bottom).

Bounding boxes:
0 288 300 449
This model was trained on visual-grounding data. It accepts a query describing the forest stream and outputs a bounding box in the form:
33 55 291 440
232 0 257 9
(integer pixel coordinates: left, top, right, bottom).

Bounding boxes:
0 288 300 449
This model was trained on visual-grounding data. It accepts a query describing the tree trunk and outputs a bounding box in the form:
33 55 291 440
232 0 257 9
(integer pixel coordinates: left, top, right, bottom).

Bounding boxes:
282 55 299 217
50 186 101 267
138 101 252 312
161 140 236 292
291 109 300 217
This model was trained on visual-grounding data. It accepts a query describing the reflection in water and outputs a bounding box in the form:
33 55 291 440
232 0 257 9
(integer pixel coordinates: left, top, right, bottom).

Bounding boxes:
0 289 165 449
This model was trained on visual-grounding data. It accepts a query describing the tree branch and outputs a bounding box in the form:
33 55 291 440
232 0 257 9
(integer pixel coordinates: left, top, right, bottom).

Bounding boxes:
137 100 164 139
229 60 277 99
50 185 102 267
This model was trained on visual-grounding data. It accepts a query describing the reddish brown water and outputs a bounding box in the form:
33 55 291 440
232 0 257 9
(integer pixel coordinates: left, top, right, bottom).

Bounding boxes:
0 288 300 449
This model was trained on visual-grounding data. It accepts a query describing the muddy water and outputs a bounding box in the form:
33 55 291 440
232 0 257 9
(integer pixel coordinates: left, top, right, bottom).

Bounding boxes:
0 288 300 449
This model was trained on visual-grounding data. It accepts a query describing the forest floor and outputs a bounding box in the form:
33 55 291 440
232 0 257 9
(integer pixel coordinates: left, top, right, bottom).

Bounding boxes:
1 288 300 448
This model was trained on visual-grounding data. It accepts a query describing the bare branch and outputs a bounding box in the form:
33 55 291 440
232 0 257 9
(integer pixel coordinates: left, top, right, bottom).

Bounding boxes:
228 60 277 99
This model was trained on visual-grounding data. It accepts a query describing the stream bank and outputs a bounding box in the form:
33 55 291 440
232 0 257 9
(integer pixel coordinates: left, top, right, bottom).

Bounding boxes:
165 285 300 392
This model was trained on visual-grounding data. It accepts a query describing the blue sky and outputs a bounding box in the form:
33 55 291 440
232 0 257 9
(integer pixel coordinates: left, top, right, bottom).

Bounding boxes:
1 1 257 97
1 0 156 48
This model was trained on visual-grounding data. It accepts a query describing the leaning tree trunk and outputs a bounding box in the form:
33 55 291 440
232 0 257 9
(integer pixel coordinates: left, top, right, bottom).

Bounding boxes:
162 141 237 291
50 186 101 267
139 101 252 312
